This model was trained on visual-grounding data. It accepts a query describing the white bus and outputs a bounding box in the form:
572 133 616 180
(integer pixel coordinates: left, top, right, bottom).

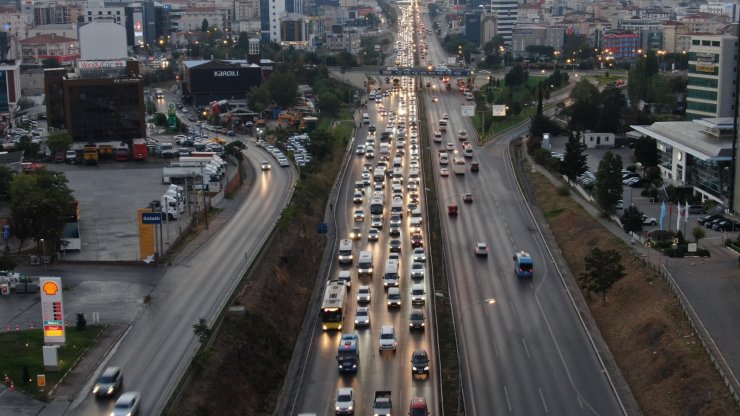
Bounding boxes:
453 157 466 175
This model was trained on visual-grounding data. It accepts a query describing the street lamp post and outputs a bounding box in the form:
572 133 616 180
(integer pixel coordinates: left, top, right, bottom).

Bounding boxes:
39 238 47 274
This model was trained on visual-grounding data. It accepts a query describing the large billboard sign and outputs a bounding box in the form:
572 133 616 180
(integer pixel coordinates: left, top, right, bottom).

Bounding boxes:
40 277 65 344
695 53 715 73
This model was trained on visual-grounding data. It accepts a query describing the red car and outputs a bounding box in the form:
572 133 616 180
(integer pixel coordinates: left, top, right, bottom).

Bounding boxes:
448 204 458 216
411 232 423 248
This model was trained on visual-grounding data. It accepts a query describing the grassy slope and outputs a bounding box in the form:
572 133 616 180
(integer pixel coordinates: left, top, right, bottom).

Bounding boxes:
525 170 738 416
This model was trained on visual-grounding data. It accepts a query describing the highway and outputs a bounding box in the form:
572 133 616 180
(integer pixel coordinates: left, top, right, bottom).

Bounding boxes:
292 5 439 415
420 8 626 416
69 142 296 415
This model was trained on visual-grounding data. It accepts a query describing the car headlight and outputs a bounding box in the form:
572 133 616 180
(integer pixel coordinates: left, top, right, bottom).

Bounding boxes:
92 385 100 394
107 386 114 393
348 406 353 410
336 406 341 411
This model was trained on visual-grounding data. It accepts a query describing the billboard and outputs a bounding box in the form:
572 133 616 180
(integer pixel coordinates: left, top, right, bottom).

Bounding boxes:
492 105 507 116
188 65 261 96
460 105 475 117
40 277 65 344
133 11 144 46
695 53 715 73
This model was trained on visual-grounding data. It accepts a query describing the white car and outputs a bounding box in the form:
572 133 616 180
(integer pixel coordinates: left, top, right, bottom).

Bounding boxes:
355 307 371 327
367 228 380 241
442 113 449 120
642 215 658 226
446 142 455 152
335 387 355 415
260 160 271 171
440 168 449 177
353 191 363 204
410 262 425 279
357 285 371 303
111 392 141 416
356 144 365 155
378 325 397 352
353 209 365 221
411 284 426 304
371 215 383 229
412 248 426 262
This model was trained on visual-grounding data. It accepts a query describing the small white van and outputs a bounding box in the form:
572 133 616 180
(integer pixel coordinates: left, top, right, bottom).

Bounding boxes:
357 250 374 277
337 239 353 264
383 259 400 287
362 113 370 125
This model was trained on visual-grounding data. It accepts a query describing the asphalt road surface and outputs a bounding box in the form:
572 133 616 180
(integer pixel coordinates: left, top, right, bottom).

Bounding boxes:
68 145 296 415
421 10 626 416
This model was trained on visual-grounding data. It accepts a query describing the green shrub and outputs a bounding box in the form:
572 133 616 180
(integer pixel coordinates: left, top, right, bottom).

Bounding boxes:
557 185 570 196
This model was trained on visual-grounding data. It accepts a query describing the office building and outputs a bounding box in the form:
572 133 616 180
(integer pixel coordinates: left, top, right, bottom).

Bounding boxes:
475 0 518 45
0 59 21 130
685 34 738 120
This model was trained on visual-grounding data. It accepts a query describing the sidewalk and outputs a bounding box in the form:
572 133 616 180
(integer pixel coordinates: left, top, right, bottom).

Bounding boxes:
522 144 740 402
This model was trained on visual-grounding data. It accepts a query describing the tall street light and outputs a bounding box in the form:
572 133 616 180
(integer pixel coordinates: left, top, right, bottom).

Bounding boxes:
40 238 47 274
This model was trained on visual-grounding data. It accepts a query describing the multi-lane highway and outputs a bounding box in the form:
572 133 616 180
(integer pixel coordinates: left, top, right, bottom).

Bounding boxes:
69 144 295 415
420 7 626 416
292 5 440 415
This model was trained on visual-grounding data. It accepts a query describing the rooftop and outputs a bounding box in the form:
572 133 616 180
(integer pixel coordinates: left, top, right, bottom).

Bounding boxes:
630 119 734 161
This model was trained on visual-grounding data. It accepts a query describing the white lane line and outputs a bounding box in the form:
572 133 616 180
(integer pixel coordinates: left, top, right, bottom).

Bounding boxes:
522 337 531 358
578 394 585 408
504 385 513 412
539 386 550 413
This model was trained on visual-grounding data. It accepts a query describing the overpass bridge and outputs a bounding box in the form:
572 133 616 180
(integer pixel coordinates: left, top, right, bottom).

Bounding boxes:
329 65 475 77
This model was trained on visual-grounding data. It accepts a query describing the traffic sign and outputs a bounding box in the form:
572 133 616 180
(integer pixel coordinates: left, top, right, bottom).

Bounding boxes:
316 223 328 234
2 224 9 241
379 69 471 77
460 105 475 117
142 212 162 224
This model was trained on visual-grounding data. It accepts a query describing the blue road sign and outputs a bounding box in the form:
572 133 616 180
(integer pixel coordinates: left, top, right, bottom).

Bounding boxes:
2 224 9 241
379 69 470 77
142 212 162 224
316 223 328 234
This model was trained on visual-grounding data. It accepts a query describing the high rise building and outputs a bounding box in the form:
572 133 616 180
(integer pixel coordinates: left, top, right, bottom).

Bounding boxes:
685 34 738 119
474 0 518 45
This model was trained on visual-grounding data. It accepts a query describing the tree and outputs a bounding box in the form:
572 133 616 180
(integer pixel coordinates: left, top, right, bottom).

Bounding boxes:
560 131 588 181
16 97 35 111
317 91 341 117
201 19 209 32
567 79 600 131
47 131 73 154
580 247 626 304
594 151 624 215
620 205 644 233
247 84 271 114
596 86 626 133
10 171 74 254
645 75 675 111
634 137 658 168
266 69 298 108
692 226 706 246
193 317 212 344
504 64 528 87
14 137 40 160
0 166 13 201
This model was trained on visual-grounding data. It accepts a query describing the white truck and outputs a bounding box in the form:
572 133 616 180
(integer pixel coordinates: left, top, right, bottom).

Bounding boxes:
373 391 392 416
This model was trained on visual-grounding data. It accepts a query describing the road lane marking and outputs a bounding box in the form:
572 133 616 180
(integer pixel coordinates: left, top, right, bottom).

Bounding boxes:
539 386 550 413
522 337 531 358
504 385 513 412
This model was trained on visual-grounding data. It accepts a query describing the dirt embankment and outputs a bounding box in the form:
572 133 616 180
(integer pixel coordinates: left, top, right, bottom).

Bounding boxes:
525 171 738 416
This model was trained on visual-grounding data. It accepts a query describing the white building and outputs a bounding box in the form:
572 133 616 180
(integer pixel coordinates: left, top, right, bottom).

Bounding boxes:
631 118 734 206
581 132 615 148
79 21 127 60
83 2 126 25
483 0 518 45
685 34 737 120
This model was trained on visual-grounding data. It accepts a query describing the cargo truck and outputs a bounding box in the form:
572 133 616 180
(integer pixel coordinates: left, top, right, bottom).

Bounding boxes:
83 144 99 165
132 138 149 161
373 391 392 416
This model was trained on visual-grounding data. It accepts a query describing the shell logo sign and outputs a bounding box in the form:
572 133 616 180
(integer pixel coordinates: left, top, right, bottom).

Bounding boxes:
42 281 59 296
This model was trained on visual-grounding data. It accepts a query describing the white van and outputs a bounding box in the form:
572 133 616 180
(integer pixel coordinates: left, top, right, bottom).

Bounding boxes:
439 153 449 165
383 259 400 287
391 199 404 218
357 250 374 277
362 113 370 125
465 91 474 101
338 239 353 264
379 142 390 156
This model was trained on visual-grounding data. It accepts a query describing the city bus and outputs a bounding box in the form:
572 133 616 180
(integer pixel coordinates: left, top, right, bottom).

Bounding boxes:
453 156 466 175
370 197 384 215
321 280 348 330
